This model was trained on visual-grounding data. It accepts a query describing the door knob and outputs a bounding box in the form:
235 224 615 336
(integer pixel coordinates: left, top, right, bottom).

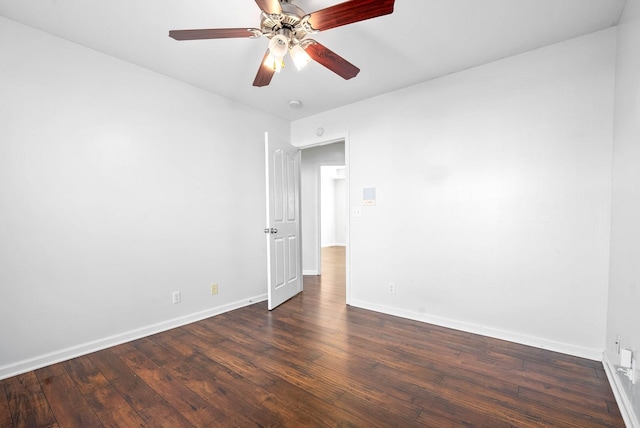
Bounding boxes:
264 228 270 234
270 228 278 234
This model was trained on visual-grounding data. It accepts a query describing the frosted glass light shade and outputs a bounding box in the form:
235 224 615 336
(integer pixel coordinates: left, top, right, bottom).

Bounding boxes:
268 34 288 58
290 44 311 70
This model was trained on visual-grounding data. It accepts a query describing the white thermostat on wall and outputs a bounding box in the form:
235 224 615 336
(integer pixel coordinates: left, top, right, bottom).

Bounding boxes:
363 187 376 206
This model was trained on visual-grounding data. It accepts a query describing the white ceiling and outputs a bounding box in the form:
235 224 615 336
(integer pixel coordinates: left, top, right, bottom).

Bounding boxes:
0 0 626 121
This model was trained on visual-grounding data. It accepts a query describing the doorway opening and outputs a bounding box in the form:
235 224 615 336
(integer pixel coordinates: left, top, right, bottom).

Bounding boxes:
320 164 346 254
300 141 348 303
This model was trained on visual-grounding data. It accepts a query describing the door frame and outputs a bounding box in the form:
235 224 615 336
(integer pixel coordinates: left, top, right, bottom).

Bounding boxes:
298 133 351 305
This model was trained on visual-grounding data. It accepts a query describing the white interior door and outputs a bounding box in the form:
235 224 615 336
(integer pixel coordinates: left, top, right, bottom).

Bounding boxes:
265 133 302 310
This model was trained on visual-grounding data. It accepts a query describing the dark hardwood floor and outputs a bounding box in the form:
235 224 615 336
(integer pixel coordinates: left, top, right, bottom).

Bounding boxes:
1 246 624 427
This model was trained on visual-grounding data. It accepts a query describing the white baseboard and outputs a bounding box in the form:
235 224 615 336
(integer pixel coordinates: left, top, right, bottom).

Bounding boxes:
321 243 346 248
0 293 267 381
349 299 603 361
303 270 320 275
603 351 640 428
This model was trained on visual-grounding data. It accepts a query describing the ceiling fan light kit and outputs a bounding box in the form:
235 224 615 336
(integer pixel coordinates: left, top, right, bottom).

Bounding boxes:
290 44 311 71
264 34 289 72
169 0 395 87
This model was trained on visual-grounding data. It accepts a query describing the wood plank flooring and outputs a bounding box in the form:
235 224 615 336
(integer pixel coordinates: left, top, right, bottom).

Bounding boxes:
1 246 625 427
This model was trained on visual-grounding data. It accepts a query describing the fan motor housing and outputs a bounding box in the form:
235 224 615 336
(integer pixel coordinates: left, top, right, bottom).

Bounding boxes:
260 1 311 43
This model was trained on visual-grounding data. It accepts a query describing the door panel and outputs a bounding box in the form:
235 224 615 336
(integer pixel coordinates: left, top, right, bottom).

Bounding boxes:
275 236 285 288
266 133 302 310
288 235 298 281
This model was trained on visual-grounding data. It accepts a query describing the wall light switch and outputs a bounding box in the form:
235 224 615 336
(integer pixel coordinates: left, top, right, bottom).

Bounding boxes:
621 348 632 368
352 207 362 217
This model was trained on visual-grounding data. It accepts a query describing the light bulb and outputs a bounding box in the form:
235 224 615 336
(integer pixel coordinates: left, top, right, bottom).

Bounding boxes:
274 57 284 73
263 53 284 72
264 52 275 68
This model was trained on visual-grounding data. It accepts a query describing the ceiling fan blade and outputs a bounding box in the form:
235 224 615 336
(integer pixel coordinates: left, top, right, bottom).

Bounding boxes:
308 0 395 31
169 28 260 40
255 0 282 14
304 41 360 80
253 49 276 87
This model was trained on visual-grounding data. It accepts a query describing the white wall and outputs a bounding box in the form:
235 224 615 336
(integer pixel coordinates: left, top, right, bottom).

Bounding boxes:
334 178 347 245
0 17 289 378
300 143 345 274
320 170 337 247
606 0 640 424
292 29 616 359
320 167 347 248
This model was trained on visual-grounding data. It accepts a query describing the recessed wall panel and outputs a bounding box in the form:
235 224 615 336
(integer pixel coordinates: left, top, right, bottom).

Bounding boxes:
274 236 285 288
287 154 296 222
274 150 284 223
287 235 298 281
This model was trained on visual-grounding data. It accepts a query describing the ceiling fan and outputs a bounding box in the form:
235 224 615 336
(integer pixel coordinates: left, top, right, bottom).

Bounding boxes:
169 0 395 87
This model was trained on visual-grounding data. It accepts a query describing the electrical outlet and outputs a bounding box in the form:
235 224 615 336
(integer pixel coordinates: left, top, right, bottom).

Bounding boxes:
211 283 218 295
172 291 181 304
388 283 395 294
